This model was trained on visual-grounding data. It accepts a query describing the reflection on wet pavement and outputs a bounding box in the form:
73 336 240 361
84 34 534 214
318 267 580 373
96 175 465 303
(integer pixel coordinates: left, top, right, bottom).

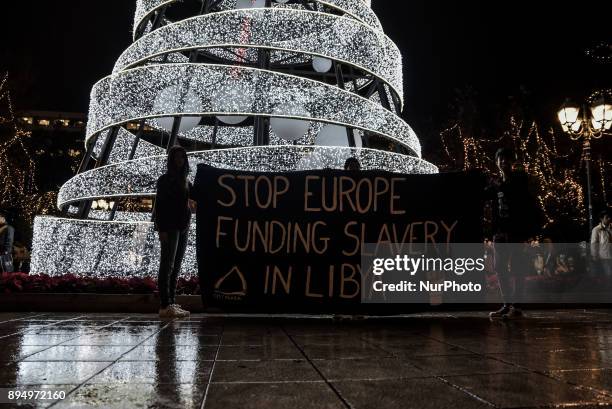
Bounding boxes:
0 310 611 408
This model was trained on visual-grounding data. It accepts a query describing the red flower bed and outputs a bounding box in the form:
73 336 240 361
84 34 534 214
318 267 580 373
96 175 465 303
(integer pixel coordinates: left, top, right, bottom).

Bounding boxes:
0 273 200 295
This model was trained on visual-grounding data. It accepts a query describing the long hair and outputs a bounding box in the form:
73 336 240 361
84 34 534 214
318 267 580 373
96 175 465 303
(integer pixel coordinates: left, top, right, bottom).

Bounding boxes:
166 145 190 184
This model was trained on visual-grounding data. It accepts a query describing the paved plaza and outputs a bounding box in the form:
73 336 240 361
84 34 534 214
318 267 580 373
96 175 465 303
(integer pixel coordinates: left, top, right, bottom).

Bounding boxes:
1 310 612 408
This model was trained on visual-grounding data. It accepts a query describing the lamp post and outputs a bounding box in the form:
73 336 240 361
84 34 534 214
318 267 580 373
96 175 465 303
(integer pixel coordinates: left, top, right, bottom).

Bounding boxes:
557 92 612 233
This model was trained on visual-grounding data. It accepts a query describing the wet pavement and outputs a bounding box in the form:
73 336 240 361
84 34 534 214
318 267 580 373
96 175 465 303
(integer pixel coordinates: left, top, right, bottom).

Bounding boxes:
1 310 612 408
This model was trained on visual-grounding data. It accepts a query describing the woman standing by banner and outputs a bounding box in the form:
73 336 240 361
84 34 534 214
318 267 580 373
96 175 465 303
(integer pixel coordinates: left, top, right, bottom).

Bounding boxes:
153 146 195 319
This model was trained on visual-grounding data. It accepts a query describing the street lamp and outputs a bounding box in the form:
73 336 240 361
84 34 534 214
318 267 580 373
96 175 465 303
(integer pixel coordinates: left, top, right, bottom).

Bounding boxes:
557 92 612 233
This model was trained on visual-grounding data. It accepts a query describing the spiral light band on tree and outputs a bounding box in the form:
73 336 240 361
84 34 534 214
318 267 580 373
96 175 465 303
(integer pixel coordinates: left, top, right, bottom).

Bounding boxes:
86 63 419 153
134 0 381 40
31 0 437 277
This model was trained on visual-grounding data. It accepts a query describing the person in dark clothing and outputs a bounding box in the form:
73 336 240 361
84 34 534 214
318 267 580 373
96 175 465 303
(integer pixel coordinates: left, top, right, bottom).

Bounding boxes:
540 238 558 276
153 146 194 319
486 148 542 319
0 211 15 273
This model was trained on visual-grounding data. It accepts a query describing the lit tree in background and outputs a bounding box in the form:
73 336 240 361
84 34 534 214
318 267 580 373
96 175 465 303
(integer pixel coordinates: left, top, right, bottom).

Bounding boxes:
437 88 610 240
0 73 59 239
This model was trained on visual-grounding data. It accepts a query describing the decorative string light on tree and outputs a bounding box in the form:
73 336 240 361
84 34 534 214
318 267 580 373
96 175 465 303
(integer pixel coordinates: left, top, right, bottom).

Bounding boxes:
599 157 611 208
30 0 437 277
439 113 588 230
0 73 59 226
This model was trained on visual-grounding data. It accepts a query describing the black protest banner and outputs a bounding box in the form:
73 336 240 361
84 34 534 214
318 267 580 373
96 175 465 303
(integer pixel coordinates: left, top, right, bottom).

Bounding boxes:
192 165 485 312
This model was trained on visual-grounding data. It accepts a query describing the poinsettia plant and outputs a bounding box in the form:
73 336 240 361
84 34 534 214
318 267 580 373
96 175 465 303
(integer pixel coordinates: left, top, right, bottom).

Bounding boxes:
0 273 200 295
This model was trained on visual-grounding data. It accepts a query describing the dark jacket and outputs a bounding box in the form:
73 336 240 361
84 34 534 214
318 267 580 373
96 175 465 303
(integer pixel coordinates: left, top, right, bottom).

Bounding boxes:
0 225 14 255
485 171 543 241
153 174 193 232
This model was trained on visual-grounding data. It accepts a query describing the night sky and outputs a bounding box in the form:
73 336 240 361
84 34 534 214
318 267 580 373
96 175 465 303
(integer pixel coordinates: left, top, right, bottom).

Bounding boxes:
1 1 611 136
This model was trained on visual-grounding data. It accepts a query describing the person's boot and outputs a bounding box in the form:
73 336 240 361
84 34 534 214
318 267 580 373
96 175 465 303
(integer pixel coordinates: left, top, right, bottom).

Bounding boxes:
169 304 190 318
489 305 510 319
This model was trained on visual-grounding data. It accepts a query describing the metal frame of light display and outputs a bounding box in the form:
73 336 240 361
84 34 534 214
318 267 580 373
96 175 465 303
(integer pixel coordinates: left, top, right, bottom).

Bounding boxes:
30 0 438 277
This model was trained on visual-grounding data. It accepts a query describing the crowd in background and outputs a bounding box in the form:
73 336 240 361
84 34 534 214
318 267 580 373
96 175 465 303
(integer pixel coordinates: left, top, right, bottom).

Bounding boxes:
482 209 612 282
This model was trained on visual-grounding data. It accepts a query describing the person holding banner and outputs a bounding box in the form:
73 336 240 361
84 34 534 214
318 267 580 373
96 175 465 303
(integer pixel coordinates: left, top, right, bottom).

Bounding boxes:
153 146 195 319
487 148 542 320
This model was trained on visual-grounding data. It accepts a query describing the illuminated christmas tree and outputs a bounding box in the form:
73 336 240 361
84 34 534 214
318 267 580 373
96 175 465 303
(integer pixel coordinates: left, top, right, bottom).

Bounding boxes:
31 0 437 276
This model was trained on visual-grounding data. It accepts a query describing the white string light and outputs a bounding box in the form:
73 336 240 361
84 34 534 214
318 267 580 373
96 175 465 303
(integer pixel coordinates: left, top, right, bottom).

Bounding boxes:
134 0 381 40
93 128 165 164
86 63 420 153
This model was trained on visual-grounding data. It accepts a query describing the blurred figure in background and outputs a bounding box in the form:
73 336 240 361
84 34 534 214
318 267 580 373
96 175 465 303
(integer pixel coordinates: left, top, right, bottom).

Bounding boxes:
541 238 556 276
12 242 30 272
0 211 15 273
591 210 612 277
